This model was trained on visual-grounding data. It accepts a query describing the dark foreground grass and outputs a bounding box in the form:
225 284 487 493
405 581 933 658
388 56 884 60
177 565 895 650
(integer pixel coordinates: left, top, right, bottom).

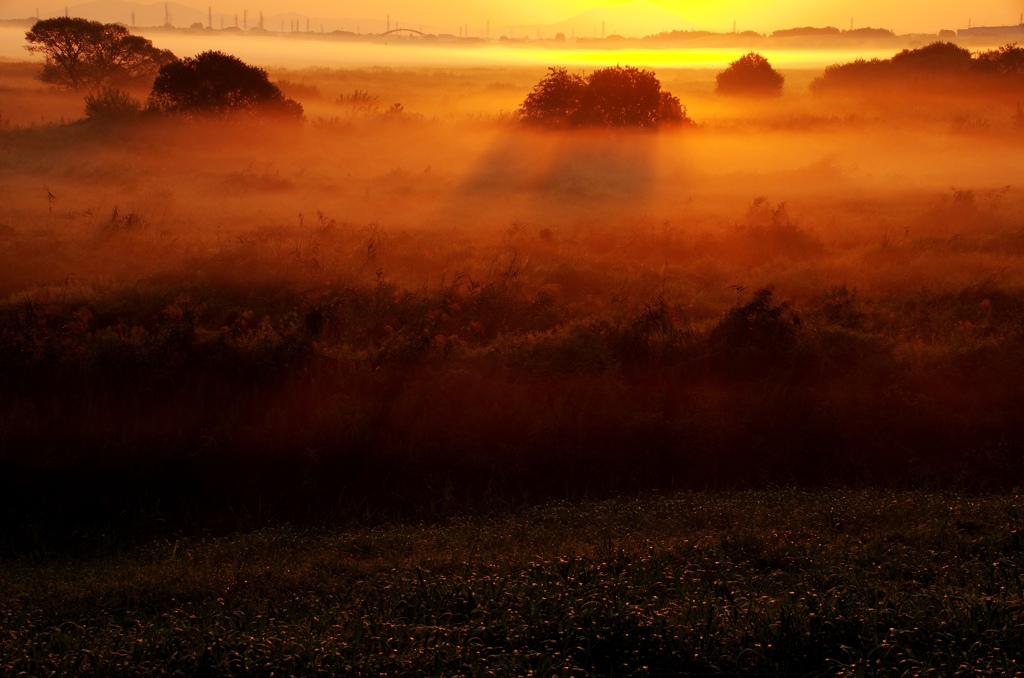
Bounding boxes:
3 490 1024 676
6 274 1024 553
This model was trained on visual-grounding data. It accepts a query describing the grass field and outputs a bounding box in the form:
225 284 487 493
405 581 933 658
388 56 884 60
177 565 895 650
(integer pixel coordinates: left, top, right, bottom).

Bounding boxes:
3 50 1024 673
4 490 1024 675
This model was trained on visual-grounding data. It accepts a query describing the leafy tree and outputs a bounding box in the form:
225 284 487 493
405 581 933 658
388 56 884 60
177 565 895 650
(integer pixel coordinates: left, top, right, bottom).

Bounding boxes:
715 52 785 97
147 51 304 120
973 43 1024 76
24 17 174 90
518 65 690 128
581 65 672 126
518 67 586 126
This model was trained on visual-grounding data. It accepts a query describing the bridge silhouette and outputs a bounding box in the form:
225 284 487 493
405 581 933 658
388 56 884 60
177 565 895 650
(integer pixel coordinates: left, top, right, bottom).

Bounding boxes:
378 28 428 38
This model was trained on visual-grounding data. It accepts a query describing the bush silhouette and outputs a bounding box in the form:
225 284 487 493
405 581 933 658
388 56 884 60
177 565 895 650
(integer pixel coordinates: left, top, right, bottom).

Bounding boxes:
25 17 174 90
970 43 1024 76
709 286 801 376
84 87 141 121
518 65 691 128
812 42 1024 93
147 51 304 119
889 41 972 73
720 52 782 96
715 53 784 97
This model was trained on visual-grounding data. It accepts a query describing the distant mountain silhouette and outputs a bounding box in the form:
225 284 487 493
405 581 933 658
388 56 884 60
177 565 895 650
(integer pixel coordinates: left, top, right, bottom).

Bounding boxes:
516 0 696 39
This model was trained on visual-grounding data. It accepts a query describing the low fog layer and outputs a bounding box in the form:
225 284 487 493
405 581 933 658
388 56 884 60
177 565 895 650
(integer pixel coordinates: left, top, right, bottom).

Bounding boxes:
3 59 1023 308
0 25 930 69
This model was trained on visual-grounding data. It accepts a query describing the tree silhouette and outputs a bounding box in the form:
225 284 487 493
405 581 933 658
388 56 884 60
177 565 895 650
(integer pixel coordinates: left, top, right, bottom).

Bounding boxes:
518 65 690 128
974 43 1024 76
24 17 175 90
889 41 972 74
147 51 303 119
811 42 1024 93
518 67 586 127
715 53 785 97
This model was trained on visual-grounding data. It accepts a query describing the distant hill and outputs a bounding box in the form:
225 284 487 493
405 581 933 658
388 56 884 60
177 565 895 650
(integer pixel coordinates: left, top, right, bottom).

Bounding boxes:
519 0 696 39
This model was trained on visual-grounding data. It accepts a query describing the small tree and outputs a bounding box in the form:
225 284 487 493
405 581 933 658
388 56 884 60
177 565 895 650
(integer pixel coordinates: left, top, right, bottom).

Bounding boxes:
25 17 174 90
147 51 304 119
518 65 691 128
582 65 670 126
715 52 784 97
518 67 586 126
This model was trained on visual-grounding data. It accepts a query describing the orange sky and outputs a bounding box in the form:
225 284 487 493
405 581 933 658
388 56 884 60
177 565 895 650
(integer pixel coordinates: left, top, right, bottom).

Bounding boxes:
3 0 1021 33
341 0 1021 32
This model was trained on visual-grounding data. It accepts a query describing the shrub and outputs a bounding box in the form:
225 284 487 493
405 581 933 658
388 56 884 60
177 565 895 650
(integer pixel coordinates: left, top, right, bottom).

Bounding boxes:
84 87 141 121
889 41 972 73
147 51 304 120
811 42 1024 93
518 65 692 128
810 58 888 92
709 286 801 376
715 53 784 97
974 43 1024 76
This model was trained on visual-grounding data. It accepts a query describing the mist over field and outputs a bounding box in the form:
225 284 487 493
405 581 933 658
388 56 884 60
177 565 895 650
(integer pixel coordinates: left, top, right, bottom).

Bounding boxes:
7 18 1024 672
5 39 1024 486
0 23 919 71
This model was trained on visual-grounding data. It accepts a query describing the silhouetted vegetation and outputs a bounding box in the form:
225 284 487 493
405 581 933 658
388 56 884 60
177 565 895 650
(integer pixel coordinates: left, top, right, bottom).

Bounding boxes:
770 26 892 40
518 65 692 128
5 252 1024 545
974 43 1024 76
715 52 785 97
813 42 1024 93
772 26 842 38
83 87 142 121
148 50 304 119
709 286 801 377
24 17 174 90
642 29 764 45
